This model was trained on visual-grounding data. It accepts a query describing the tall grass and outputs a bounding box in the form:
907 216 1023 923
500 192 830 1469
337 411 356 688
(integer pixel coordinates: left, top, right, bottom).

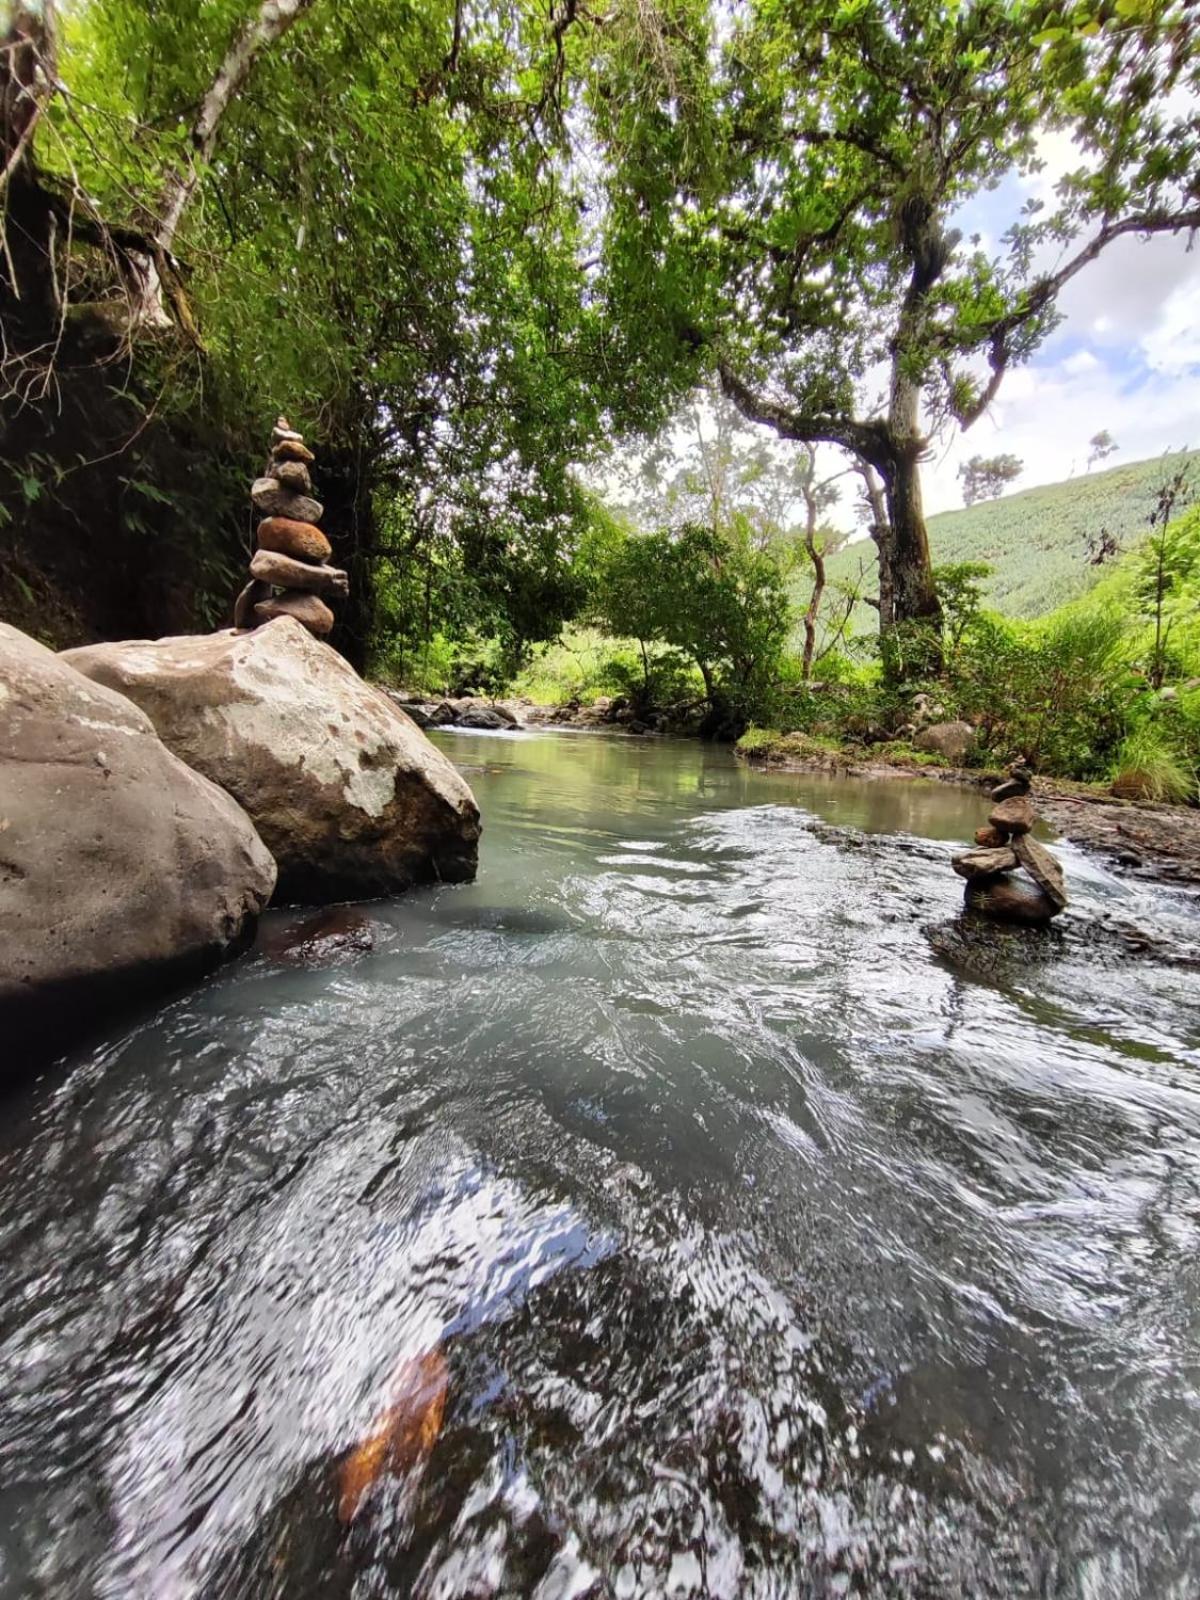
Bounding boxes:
1111 724 1195 803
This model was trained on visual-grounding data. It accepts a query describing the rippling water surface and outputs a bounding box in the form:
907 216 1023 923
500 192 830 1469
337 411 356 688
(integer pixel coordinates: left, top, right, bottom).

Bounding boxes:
4 731 1200 1599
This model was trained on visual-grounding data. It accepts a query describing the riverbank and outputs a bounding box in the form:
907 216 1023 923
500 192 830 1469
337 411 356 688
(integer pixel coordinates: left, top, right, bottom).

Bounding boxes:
736 736 1200 886
381 688 1200 886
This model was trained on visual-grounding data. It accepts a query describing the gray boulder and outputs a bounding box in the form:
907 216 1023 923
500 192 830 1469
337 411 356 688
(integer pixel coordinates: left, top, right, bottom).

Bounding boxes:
1 624 276 1057
913 720 976 764
457 705 506 730
63 620 480 905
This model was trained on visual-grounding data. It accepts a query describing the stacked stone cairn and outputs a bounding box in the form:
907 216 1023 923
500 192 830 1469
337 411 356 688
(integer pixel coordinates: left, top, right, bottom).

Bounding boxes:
950 763 1068 926
233 417 349 638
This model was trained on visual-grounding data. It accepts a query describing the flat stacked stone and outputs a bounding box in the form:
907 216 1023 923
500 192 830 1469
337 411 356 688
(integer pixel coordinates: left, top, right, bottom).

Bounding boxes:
949 763 1067 926
232 416 349 639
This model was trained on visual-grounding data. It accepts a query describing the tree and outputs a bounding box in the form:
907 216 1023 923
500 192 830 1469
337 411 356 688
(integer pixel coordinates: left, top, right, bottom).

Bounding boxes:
590 0 1200 666
1132 470 1197 689
588 522 791 732
1088 430 1119 470
958 454 1023 506
616 389 847 677
1 0 630 665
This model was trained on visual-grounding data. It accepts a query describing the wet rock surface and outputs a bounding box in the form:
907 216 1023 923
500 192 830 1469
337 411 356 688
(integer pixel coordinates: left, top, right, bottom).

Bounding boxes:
1042 791 1200 885
256 905 377 966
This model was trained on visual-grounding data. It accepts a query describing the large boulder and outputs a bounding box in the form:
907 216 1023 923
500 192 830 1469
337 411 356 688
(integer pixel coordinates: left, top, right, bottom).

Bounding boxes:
62 620 481 904
0 624 276 1055
913 720 976 764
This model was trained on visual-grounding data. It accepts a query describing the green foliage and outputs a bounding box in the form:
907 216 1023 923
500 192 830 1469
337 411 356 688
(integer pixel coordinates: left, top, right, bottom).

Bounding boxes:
1130 495 1199 688
951 606 1132 776
1111 724 1194 804
6 0 644 656
735 726 784 755
936 562 992 663
590 0 1200 640
586 521 792 731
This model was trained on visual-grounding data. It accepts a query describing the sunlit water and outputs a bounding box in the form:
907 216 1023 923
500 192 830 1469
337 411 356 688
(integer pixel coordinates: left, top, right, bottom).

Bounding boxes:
3 730 1200 1599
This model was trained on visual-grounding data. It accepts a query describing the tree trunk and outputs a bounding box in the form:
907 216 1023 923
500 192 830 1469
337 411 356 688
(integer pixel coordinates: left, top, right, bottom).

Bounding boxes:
854 461 893 629
881 446 940 630
800 465 825 681
0 2 61 358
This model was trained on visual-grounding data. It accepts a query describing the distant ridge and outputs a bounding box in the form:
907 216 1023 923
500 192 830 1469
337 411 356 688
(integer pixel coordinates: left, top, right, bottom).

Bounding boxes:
819 448 1200 630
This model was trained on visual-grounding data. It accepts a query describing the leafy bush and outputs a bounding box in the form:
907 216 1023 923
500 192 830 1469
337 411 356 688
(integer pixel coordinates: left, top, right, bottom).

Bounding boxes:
951 606 1131 777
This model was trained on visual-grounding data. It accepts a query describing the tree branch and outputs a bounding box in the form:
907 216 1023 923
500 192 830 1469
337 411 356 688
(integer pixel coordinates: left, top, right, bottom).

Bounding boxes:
716 357 892 471
155 0 317 259
949 204 1200 428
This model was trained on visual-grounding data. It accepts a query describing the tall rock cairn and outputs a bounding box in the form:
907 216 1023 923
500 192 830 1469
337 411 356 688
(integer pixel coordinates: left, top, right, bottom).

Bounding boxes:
233 417 349 638
950 764 1069 926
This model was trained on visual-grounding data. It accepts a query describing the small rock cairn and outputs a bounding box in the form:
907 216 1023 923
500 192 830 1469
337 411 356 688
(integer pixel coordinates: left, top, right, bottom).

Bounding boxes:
233 417 349 638
950 764 1068 926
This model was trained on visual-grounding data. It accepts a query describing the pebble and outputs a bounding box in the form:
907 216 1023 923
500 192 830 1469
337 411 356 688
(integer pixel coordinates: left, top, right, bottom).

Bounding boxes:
250 548 348 596
952 845 1018 880
988 795 1035 836
275 460 313 493
272 438 315 465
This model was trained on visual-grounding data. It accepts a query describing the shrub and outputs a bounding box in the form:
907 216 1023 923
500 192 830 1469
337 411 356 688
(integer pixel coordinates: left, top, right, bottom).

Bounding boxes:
1111 724 1195 804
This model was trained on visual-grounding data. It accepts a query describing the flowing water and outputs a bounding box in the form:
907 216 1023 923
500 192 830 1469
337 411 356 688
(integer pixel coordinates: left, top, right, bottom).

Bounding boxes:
3 730 1200 1599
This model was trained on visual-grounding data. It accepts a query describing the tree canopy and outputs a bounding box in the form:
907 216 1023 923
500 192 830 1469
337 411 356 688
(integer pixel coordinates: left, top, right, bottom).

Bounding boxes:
588 0 1200 645
2 0 1198 695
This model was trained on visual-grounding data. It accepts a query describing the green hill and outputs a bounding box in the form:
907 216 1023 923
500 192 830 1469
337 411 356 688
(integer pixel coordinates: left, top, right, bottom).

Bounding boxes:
817 449 1200 634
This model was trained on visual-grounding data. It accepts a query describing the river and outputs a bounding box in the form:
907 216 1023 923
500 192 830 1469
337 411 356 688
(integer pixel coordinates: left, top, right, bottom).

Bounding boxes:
2 730 1200 1598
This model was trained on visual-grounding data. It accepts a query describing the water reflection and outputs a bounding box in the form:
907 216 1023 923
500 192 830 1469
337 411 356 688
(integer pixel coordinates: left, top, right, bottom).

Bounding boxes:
2 731 1199 1597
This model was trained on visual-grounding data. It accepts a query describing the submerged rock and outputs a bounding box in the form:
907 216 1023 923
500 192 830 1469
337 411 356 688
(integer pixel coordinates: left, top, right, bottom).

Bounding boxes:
0 624 275 1057
257 905 376 965
338 1348 448 1524
62 619 480 905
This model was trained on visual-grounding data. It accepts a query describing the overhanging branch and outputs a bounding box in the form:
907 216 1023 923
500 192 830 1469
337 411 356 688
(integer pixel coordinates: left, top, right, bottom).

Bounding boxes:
948 203 1200 427
716 358 893 471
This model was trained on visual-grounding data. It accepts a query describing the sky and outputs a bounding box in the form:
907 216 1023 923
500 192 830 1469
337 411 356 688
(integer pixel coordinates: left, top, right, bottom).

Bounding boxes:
917 129 1200 519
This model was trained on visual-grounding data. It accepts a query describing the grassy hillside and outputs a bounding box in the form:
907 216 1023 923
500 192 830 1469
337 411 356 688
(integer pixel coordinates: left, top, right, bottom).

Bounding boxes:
818 448 1200 634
